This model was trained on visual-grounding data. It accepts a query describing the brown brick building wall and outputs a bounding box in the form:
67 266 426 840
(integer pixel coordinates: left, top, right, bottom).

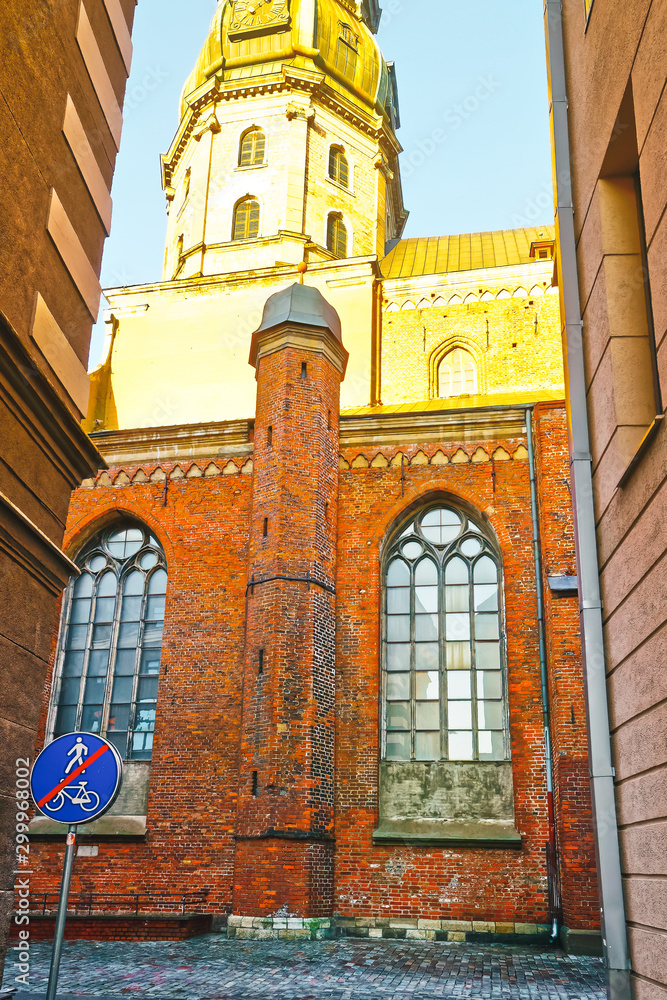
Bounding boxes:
25 400 599 937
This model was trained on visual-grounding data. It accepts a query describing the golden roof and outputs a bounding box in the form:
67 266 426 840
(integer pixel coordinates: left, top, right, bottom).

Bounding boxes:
180 0 395 124
381 226 556 280
342 389 564 418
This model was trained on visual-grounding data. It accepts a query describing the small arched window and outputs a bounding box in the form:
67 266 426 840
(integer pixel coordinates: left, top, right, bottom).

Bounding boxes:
239 128 266 167
383 504 507 763
327 213 348 258
438 348 478 398
51 524 167 761
329 145 349 188
233 197 260 241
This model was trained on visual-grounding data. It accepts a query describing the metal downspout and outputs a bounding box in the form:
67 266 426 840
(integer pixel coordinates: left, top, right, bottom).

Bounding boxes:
525 408 559 942
543 3 631 996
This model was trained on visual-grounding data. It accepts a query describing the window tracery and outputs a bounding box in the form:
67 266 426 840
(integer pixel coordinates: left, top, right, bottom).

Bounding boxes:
383 504 507 763
51 524 167 761
438 348 478 397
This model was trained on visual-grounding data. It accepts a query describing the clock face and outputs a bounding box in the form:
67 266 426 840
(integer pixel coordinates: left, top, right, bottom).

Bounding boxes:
229 0 291 36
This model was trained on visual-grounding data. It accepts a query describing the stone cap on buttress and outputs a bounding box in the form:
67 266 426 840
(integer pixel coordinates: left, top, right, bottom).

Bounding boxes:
249 283 347 375
255 283 342 341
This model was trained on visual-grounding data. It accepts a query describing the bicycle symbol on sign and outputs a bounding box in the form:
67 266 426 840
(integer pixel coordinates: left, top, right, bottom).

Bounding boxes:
43 782 101 814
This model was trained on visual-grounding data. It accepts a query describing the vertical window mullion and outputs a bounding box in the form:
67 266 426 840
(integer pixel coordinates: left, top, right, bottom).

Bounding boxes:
470 563 479 759
99 569 121 738
76 577 98 732
128 576 148 759
439 556 447 760
410 563 416 760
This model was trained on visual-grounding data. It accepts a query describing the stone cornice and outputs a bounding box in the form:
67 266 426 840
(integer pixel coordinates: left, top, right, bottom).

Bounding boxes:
104 256 381 302
339 406 529 448
161 67 399 186
0 312 104 487
250 323 349 377
91 420 254 467
0 489 79 594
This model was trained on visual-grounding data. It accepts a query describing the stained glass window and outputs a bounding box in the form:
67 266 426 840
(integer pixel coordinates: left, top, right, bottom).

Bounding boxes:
383 505 507 762
52 524 167 761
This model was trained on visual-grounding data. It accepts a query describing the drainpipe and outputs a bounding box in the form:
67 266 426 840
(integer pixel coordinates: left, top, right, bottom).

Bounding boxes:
525 408 559 942
543 3 631 996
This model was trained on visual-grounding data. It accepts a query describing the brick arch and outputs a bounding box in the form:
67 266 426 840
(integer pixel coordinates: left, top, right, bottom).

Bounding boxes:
428 337 486 399
63 500 176 569
378 487 503 563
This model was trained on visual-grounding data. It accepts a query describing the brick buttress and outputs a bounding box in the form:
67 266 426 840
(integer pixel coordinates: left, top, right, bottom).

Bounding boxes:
232 284 348 917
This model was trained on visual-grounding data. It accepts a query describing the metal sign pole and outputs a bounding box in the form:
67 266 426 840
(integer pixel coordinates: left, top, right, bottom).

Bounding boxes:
45 825 77 1000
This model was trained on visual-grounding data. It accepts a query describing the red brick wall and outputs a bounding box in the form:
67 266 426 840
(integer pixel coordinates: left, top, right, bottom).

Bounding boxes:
533 402 600 930
335 443 551 922
25 405 599 932
9 915 212 942
31 466 252 915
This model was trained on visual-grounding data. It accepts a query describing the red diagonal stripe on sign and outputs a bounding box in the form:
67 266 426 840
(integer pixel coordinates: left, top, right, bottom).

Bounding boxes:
37 744 109 808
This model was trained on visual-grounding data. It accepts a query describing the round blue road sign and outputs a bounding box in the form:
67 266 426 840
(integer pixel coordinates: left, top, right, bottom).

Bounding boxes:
30 733 123 825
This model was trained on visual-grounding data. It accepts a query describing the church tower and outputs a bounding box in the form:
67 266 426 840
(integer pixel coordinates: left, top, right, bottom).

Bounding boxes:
160 0 407 280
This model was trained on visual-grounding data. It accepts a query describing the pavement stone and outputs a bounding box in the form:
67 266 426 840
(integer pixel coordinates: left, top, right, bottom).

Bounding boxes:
2 936 607 999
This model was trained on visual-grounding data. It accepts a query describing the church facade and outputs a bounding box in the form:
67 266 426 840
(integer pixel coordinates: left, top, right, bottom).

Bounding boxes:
26 0 600 949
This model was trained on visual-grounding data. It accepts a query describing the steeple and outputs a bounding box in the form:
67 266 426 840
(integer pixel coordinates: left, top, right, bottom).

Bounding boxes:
160 0 407 280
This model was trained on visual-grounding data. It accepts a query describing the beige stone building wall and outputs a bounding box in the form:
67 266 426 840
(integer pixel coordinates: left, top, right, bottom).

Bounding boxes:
0 0 136 978
559 0 667 994
164 95 392 281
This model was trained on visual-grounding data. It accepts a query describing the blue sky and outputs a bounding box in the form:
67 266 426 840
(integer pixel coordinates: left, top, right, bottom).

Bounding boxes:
91 0 553 367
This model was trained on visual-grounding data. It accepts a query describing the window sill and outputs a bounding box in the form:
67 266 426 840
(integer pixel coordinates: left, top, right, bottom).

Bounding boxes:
235 163 267 172
30 814 147 838
617 415 664 488
326 176 355 196
373 819 522 848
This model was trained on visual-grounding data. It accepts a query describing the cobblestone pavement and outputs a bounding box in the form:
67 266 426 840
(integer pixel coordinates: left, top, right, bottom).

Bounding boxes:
4 936 606 1000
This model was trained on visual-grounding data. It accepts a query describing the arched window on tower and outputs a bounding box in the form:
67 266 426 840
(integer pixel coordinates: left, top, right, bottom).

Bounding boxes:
327 213 348 258
329 145 349 188
438 348 478 398
50 524 167 761
233 197 260 241
383 503 507 763
239 128 266 167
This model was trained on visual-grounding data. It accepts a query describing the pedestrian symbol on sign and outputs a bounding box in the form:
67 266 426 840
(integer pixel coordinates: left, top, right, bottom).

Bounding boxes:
65 737 89 774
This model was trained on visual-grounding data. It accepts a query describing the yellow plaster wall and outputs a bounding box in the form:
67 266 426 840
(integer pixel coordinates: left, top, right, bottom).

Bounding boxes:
98 258 378 430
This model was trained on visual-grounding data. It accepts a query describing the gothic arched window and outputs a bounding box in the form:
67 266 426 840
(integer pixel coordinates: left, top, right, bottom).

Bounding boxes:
51 524 167 761
383 504 507 763
233 197 260 241
327 213 348 258
239 128 266 167
329 145 349 188
438 348 478 398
